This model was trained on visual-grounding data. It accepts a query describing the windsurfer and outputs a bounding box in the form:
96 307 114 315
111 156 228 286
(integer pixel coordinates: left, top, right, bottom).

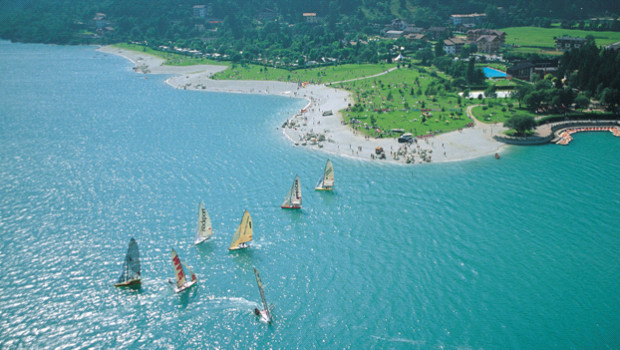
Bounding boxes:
254 308 260 316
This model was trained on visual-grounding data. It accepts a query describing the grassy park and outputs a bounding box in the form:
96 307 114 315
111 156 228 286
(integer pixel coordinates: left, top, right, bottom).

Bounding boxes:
334 66 475 137
501 26 620 55
211 63 396 84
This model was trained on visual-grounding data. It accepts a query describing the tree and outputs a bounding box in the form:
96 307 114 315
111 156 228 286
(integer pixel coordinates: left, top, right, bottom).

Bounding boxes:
504 114 537 136
574 93 590 111
513 84 533 108
601 88 620 113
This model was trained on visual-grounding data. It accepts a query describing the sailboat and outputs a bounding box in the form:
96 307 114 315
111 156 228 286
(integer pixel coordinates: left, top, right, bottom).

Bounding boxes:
315 159 334 191
194 202 213 245
281 175 302 209
168 248 197 293
253 268 273 323
114 238 141 287
228 210 253 250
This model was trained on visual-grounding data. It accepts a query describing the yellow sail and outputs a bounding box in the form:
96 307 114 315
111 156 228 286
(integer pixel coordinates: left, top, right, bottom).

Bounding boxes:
315 159 334 190
228 210 253 250
323 159 334 187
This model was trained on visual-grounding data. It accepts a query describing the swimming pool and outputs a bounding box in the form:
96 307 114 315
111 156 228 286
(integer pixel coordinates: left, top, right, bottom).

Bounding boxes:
483 67 507 78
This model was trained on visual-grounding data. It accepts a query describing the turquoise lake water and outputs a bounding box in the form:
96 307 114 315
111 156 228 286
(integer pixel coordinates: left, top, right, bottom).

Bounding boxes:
1 41 619 349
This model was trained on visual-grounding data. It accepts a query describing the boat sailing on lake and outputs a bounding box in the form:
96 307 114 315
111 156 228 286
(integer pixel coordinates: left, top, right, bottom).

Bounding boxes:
229 210 253 250
194 202 213 245
281 175 302 209
168 249 197 293
253 268 273 323
314 159 334 191
114 238 141 287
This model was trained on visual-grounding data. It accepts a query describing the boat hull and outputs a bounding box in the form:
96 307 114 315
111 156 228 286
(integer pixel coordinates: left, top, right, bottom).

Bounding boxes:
114 278 141 288
194 236 211 246
314 187 333 191
229 242 250 251
281 204 302 209
258 309 272 323
171 279 197 293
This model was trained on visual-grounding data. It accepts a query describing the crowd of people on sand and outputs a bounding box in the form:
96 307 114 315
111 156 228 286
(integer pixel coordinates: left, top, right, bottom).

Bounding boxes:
557 126 620 145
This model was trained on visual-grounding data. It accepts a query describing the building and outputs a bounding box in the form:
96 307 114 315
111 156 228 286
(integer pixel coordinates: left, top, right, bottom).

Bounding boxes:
259 8 278 21
385 30 404 39
93 13 107 30
426 27 449 40
507 59 558 81
467 29 506 43
303 13 318 23
554 36 588 51
607 42 620 51
443 37 466 55
475 35 502 55
507 62 535 80
450 13 486 27
193 5 208 18
405 33 427 41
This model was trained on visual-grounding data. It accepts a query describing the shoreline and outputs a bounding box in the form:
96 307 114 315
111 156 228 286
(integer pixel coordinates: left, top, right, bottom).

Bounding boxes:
98 45 507 164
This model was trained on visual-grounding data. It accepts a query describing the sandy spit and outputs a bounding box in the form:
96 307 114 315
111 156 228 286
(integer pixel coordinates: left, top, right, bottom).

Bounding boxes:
98 46 507 165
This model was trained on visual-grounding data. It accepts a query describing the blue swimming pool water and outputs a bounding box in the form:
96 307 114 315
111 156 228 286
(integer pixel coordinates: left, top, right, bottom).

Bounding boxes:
483 67 507 78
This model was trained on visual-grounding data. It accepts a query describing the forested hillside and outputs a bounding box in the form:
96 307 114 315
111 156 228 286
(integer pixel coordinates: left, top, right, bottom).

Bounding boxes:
1 0 618 46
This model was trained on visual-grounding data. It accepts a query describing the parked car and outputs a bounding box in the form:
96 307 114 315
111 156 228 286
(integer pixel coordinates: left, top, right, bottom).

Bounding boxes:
398 132 413 143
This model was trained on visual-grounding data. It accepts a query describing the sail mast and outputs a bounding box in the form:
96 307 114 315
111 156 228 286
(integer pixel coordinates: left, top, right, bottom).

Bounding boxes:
254 268 271 320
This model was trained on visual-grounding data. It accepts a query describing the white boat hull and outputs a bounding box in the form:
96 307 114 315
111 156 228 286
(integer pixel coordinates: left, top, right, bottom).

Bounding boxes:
194 236 211 246
170 278 197 293
258 309 272 323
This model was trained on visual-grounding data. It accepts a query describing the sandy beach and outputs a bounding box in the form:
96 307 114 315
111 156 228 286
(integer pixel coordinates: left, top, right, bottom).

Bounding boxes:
98 45 506 164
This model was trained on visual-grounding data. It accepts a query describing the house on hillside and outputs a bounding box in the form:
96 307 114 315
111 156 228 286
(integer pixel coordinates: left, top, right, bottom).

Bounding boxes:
405 33 427 42
507 59 558 81
385 30 404 39
427 27 449 40
554 36 588 51
193 5 208 18
507 62 535 80
259 8 278 21
466 29 506 55
450 13 486 27
303 13 318 23
476 35 502 55
443 37 466 55
381 18 412 36
404 25 424 35
607 42 620 51
467 29 506 44
93 13 107 30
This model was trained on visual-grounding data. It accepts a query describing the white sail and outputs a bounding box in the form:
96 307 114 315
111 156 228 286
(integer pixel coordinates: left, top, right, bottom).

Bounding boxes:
281 175 302 209
315 159 334 190
194 202 213 245
229 210 253 250
254 268 272 323
114 238 141 287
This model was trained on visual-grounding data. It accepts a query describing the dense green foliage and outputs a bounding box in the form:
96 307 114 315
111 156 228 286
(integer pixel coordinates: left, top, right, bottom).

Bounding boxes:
504 114 537 135
558 42 620 113
1 0 618 64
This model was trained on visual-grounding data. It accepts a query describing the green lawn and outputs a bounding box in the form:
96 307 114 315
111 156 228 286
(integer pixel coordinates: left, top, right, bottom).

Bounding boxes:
211 63 396 84
337 66 476 137
471 100 536 124
501 26 620 49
